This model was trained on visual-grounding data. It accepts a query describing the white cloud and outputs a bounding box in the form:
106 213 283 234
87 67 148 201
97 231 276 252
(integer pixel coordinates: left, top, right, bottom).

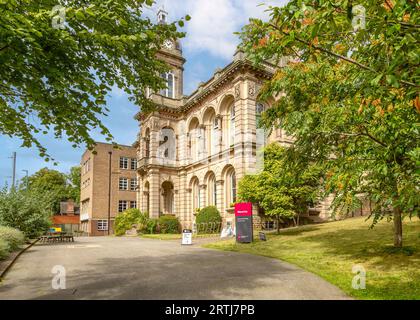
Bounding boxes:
152 0 288 60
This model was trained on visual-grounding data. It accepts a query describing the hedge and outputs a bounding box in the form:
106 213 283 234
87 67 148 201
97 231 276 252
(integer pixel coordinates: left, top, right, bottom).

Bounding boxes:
0 225 25 260
196 206 222 224
158 215 180 234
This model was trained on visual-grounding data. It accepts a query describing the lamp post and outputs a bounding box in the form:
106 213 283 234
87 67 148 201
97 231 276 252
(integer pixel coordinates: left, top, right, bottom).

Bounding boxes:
107 151 112 236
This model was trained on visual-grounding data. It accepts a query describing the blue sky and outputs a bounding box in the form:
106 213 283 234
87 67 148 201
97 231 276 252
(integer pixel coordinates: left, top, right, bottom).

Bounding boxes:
0 0 285 187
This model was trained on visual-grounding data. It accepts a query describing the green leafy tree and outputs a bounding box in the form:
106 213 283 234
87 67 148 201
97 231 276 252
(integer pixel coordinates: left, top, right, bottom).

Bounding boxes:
27 167 69 212
0 188 53 238
238 143 322 233
239 0 419 247
0 0 189 161
66 165 81 203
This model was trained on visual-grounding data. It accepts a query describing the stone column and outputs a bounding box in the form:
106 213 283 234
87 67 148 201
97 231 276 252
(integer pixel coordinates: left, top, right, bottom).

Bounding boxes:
245 80 258 176
185 188 192 229
148 169 160 218
233 80 247 180
149 118 160 166
178 170 187 227
173 189 178 217
178 121 187 166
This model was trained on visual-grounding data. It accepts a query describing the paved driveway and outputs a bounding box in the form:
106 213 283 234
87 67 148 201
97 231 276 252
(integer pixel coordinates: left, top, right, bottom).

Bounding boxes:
0 236 349 300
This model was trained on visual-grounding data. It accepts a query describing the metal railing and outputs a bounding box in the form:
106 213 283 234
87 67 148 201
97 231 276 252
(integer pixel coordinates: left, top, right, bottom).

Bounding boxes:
194 222 222 234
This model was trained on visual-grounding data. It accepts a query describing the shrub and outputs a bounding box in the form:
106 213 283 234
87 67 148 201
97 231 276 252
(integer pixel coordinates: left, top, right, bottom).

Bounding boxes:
135 212 150 234
196 206 222 224
145 218 158 234
0 239 10 260
114 208 144 236
158 215 180 234
0 226 25 251
0 188 52 238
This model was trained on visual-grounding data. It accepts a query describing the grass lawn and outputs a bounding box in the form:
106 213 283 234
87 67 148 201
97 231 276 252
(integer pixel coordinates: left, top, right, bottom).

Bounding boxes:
204 216 420 300
140 233 220 240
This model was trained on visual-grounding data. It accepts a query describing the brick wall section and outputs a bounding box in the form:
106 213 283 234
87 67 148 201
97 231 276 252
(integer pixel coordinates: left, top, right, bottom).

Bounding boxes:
80 142 137 236
52 215 80 225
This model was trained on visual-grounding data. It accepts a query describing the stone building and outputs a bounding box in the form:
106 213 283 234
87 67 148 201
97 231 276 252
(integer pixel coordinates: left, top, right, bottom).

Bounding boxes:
134 8 304 229
81 9 370 235
80 142 137 236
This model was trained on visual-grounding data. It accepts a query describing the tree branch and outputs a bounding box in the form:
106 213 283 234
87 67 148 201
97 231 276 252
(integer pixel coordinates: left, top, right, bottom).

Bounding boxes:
319 130 388 148
268 23 419 88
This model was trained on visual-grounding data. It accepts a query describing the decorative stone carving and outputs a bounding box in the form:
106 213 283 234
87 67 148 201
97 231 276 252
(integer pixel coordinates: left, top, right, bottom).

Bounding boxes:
234 84 240 99
152 119 160 131
248 83 256 97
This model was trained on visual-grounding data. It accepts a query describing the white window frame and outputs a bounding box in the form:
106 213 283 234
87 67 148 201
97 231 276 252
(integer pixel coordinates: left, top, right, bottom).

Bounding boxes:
120 157 129 169
119 178 128 191
118 200 128 212
130 179 137 191
97 220 108 231
131 158 137 170
160 72 175 99
130 201 137 209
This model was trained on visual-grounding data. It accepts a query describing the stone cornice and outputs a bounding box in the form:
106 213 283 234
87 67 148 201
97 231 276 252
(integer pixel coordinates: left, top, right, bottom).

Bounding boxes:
182 59 275 112
135 58 276 120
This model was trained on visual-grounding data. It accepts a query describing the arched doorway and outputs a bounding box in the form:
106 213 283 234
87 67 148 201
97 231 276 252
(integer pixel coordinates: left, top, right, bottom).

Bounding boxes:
161 181 174 215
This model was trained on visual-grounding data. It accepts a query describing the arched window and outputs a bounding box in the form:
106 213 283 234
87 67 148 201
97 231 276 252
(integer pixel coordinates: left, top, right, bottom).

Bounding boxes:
203 107 217 156
160 72 175 98
158 127 175 162
162 181 174 215
191 178 200 212
225 167 236 207
230 171 237 204
167 73 174 98
207 173 216 206
211 117 220 155
188 118 200 162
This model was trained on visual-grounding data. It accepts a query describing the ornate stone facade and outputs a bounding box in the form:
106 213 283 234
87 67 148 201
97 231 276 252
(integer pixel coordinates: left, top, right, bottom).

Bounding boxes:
134 14 297 228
